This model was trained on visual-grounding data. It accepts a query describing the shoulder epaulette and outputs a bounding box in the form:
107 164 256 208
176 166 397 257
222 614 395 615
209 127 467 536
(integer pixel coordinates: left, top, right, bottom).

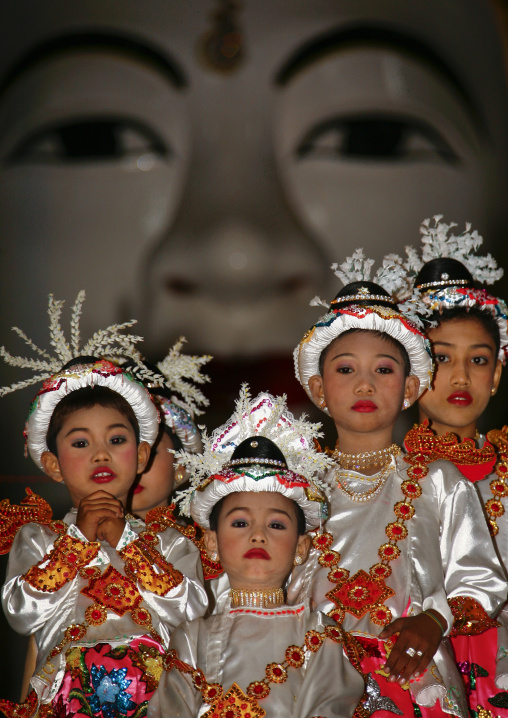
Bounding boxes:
0 488 63 555
145 504 223 580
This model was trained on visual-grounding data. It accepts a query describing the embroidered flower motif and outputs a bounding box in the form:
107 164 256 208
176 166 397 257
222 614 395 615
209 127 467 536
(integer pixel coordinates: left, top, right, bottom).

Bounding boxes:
284 646 305 668
265 663 287 684
88 665 136 717
326 569 395 620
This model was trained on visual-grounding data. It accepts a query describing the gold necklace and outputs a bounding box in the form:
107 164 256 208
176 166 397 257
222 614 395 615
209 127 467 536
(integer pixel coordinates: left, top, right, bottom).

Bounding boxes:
229 588 285 608
332 443 401 470
335 462 392 503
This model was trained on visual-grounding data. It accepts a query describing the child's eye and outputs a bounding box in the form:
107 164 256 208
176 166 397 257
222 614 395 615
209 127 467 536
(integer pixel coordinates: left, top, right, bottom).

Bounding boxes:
269 521 287 530
434 354 449 364
231 520 248 528
110 435 127 445
376 366 393 374
471 356 488 366
336 366 353 374
71 439 88 449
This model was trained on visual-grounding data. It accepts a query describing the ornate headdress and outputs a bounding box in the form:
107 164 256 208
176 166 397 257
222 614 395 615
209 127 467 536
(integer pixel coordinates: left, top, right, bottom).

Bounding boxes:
294 249 433 407
122 338 211 485
0 291 159 468
399 216 508 363
175 385 330 531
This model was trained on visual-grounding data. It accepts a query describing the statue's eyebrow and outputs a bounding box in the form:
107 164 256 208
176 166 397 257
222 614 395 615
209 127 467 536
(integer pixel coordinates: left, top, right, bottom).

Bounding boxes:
0 29 188 100
274 24 484 135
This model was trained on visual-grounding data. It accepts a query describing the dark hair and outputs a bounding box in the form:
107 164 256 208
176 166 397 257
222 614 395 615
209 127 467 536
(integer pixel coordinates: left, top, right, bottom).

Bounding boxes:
208 436 306 535
414 258 500 356
121 357 184 452
318 328 411 377
426 305 500 358
46 385 140 455
332 280 395 310
414 257 474 290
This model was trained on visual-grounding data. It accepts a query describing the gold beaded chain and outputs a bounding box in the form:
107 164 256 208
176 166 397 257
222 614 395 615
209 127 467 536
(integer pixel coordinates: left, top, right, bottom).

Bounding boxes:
163 623 360 718
335 462 393 503
332 443 401 471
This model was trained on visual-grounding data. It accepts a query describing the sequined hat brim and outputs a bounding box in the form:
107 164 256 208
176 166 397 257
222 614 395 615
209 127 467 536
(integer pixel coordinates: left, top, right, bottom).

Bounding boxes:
26 361 159 468
190 470 328 531
294 305 433 408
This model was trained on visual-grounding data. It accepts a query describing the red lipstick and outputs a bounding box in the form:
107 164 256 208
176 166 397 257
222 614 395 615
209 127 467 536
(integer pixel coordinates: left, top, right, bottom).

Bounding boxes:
352 400 377 412
243 548 270 560
133 485 145 494
447 391 473 407
91 467 116 484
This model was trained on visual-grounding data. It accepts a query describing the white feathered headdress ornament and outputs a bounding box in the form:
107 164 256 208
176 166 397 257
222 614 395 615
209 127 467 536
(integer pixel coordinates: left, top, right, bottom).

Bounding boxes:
175 384 330 530
0 290 159 467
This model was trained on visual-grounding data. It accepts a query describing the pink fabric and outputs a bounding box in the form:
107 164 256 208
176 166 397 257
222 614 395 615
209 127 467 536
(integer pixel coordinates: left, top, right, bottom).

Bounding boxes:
452 628 508 716
358 637 450 718
51 635 164 718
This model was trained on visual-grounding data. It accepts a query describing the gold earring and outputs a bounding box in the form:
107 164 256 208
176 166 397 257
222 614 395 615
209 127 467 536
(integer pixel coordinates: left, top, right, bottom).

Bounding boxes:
320 399 327 409
492 387 497 396
293 554 303 566
174 464 187 485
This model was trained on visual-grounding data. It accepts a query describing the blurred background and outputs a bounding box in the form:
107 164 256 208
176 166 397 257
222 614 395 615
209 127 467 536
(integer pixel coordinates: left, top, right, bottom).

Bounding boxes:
1 0 508 700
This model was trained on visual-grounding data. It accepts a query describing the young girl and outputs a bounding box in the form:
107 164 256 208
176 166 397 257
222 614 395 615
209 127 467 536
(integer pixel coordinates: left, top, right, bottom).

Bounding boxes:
400 217 508 716
0 292 208 718
127 339 211 521
149 386 366 718
290 252 506 718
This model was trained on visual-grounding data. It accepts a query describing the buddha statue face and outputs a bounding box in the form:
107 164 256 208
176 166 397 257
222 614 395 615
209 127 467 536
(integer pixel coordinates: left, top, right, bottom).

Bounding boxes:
0 1 507 470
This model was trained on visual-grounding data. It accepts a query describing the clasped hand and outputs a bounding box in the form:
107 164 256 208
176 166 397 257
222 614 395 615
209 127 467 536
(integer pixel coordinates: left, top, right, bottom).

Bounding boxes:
76 490 126 547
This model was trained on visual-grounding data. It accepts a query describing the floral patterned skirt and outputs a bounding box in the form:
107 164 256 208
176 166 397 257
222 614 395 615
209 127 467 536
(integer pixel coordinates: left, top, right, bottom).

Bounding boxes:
47 635 164 718
452 629 508 717
357 637 456 718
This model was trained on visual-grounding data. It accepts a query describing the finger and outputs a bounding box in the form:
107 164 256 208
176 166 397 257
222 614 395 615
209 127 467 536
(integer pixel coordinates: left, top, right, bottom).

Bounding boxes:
82 508 123 524
412 647 434 678
79 501 124 516
383 637 410 679
81 490 117 500
379 618 405 639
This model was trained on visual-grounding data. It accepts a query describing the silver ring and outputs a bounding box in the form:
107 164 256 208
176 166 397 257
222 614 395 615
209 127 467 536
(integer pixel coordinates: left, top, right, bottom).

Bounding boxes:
405 647 416 658
416 650 423 657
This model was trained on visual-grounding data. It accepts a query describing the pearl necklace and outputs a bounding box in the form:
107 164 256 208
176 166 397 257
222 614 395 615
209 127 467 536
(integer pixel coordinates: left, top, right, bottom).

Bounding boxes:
335 461 392 503
229 587 285 608
332 443 401 470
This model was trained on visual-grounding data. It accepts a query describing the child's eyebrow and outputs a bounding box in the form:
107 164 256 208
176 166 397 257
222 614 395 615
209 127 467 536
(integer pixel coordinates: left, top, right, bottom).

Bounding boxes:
224 507 292 519
64 422 130 438
432 341 494 351
330 352 400 363
225 506 251 517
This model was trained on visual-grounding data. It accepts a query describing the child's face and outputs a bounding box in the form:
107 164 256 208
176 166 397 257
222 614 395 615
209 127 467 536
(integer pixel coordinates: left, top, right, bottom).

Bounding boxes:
309 331 419 442
130 429 175 519
418 317 502 439
41 405 150 507
204 491 310 591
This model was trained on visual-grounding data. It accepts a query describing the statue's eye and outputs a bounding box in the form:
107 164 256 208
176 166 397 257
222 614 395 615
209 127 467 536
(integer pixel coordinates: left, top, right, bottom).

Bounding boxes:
8 116 169 164
297 114 457 164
